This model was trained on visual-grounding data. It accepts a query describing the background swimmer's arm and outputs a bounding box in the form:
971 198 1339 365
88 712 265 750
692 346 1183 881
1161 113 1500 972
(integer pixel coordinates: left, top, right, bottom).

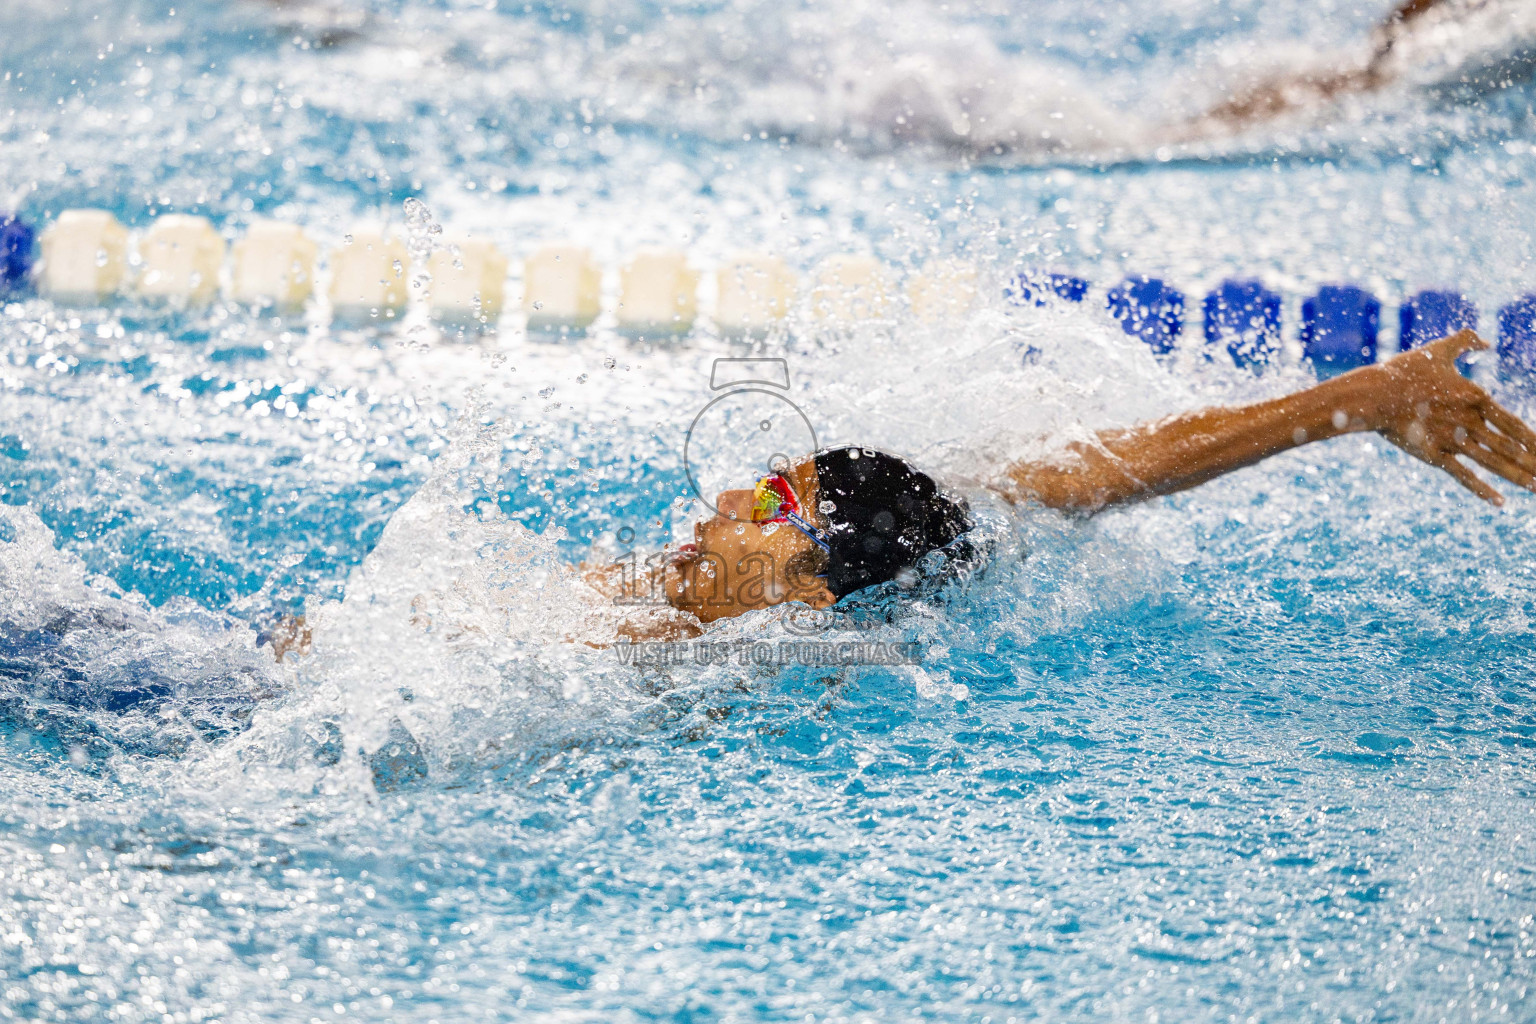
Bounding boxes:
1187 0 1455 133
1381 0 1455 34
1000 331 1536 513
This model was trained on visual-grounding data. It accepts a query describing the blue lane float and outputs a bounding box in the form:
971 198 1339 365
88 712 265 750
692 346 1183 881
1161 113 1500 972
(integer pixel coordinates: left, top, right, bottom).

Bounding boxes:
1203 279 1282 368
1106 276 1184 355
1498 295 1536 375
0 215 34 292
1399 290 1477 350
1300 285 1380 368
1005 269 1089 307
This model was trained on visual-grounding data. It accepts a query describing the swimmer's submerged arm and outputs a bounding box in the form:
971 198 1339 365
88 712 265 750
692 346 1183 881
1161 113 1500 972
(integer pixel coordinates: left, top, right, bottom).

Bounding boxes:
1000 331 1536 514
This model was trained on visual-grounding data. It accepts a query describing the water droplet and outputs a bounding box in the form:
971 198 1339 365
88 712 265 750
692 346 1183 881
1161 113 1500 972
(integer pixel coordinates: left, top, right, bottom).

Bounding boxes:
819 500 836 514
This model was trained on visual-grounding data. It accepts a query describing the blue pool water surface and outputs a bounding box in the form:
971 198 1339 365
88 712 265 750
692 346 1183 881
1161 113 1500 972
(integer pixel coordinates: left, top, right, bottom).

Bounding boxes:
4 0 1536 1020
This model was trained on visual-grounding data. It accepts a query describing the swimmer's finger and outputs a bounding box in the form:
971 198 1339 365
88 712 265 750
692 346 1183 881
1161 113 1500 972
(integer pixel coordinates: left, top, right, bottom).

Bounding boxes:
1461 437 1536 493
1433 453 1504 506
1470 423 1536 475
1479 399 1536 453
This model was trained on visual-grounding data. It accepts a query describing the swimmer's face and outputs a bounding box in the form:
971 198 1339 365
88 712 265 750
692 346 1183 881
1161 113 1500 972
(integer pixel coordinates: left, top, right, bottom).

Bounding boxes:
665 457 836 623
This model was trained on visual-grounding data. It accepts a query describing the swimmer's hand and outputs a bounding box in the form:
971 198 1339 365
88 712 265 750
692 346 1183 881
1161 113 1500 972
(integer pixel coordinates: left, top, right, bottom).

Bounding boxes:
999 329 1536 512
580 559 705 645
1365 330 1536 505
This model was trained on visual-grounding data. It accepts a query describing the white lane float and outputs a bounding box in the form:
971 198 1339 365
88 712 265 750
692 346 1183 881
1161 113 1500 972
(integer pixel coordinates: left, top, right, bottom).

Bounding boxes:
523 243 602 333
137 215 226 307
908 260 980 323
427 238 509 327
616 248 699 336
328 230 409 322
38 210 130 305
811 254 893 323
714 252 796 337
230 221 318 314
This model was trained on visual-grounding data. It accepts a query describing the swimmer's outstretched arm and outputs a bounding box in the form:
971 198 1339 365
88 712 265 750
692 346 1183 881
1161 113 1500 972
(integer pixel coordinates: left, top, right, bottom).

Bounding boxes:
1001 331 1536 513
1187 0 1456 133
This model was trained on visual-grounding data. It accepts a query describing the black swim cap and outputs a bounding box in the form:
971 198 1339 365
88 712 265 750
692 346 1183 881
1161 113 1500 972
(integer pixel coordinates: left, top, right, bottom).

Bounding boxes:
812 446 972 600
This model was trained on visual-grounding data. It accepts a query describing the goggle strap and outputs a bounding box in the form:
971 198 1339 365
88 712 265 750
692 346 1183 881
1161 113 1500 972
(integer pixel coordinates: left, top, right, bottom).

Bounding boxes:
785 510 831 551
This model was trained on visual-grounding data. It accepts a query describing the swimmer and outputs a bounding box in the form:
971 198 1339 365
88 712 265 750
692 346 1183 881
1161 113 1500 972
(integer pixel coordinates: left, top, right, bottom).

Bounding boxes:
586 330 1535 640
1187 0 1515 135
263 329 1536 657
248 0 368 49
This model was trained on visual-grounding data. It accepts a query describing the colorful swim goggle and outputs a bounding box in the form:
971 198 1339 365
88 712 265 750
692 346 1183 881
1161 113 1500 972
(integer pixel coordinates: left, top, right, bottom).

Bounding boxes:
749 473 831 550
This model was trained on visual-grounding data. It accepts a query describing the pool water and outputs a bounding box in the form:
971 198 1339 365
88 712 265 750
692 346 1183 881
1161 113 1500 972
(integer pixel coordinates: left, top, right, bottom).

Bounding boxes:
4 0 1536 1020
